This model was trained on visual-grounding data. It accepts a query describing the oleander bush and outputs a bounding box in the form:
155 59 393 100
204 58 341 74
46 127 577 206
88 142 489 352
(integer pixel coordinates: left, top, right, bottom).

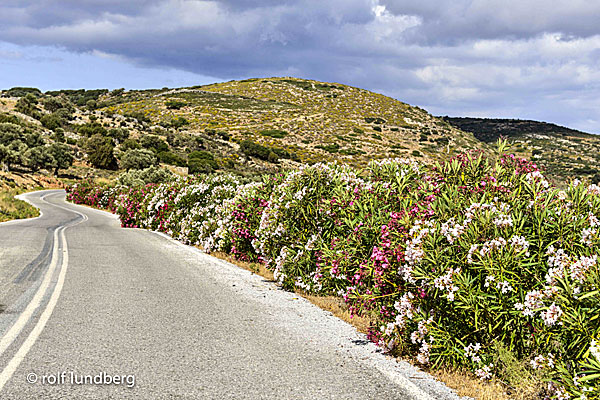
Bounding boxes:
66 145 600 399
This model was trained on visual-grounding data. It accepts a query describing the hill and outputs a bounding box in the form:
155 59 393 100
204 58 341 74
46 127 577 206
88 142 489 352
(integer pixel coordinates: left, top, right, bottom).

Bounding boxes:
443 117 600 182
4 78 598 184
97 77 485 169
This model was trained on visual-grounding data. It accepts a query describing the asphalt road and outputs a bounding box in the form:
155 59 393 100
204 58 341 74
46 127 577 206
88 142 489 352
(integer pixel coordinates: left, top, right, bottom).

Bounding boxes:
0 190 461 399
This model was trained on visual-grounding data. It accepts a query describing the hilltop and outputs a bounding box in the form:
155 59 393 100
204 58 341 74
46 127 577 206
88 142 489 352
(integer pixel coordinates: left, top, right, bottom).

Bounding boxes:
443 117 600 182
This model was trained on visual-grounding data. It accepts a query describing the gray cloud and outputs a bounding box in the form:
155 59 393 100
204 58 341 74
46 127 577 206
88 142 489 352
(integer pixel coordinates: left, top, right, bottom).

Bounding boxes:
0 0 598 132
382 0 600 43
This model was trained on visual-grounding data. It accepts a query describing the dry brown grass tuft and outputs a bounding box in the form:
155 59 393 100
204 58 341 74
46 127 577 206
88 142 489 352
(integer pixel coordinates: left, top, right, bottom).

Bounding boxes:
432 369 515 400
208 251 275 281
300 294 372 334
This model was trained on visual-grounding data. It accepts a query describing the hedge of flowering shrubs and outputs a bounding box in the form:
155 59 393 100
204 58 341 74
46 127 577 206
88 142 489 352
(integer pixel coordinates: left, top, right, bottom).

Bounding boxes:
67 149 600 399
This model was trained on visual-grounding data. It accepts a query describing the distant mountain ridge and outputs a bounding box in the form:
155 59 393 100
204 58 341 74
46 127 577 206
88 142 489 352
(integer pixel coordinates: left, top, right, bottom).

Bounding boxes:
443 116 600 183
442 117 593 142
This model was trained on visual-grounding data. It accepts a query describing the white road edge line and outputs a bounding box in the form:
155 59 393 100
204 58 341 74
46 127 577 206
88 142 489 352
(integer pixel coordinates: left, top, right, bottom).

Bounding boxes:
0 193 87 392
149 231 436 400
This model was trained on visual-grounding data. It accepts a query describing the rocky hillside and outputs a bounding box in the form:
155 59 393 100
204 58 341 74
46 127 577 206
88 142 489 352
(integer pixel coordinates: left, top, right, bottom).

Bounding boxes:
4 78 597 184
443 117 600 182
98 77 486 169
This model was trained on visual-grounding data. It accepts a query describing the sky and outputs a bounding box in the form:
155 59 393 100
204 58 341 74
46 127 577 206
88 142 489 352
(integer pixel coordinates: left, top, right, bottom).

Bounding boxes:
0 1 598 133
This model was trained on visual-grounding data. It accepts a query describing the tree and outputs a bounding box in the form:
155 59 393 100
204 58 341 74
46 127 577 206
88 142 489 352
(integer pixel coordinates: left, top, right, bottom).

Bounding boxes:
141 135 169 153
23 146 54 172
42 97 66 113
40 113 65 131
23 130 45 148
158 151 186 167
120 139 141 151
46 143 74 176
240 140 278 162
165 100 186 110
77 121 107 137
120 148 157 171
0 144 8 171
3 143 25 171
108 128 129 143
15 94 41 119
4 87 42 98
52 128 66 143
86 100 97 110
86 134 118 170
0 123 23 145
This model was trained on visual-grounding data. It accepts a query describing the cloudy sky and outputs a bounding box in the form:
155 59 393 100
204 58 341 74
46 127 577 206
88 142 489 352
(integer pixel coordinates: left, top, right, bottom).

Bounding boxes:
0 1 598 133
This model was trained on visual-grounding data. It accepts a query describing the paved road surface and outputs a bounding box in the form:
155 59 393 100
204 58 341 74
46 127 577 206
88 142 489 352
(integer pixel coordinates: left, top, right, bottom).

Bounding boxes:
0 190 460 399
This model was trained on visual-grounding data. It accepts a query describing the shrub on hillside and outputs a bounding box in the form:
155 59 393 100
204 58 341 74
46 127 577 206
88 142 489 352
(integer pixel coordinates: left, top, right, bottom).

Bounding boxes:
120 139 141 151
141 135 169 153
259 129 287 139
158 151 187 167
120 148 158 170
77 122 107 137
165 100 186 110
188 151 218 174
117 165 175 187
240 140 276 162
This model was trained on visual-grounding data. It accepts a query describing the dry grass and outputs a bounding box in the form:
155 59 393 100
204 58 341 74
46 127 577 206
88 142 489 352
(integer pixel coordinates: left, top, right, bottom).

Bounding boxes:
300 294 372 334
0 189 39 222
209 251 275 281
435 366 545 400
0 99 16 112
200 249 543 400
433 369 513 400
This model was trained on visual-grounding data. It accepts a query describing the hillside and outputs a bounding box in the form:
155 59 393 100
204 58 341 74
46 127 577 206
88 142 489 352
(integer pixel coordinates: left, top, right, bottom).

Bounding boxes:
443 117 600 182
4 78 597 185
97 77 486 169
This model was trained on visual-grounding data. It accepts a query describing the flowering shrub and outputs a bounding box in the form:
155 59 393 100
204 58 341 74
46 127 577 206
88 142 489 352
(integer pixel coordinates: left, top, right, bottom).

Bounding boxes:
66 150 600 398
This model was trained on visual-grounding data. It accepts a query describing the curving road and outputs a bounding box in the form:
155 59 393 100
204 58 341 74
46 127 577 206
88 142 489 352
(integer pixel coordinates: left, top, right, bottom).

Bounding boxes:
0 190 460 399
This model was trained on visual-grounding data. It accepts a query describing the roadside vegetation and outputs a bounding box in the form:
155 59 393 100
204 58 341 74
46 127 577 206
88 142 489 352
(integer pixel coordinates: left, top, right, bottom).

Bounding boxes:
0 189 39 222
67 141 600 399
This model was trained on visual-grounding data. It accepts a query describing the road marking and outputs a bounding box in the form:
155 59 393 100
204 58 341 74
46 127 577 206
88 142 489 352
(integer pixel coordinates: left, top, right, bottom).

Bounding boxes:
0 192 87 391
0 226 60 356
0 192 64 354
